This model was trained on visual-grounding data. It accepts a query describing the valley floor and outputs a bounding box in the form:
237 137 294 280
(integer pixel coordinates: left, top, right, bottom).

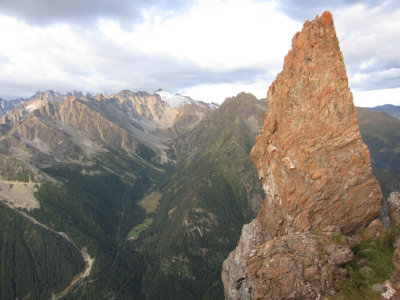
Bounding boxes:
56 248 94 299
0 201 93 298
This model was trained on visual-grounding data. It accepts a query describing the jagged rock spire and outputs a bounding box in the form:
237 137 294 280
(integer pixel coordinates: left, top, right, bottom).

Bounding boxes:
223 11 383 299
251 10 381 236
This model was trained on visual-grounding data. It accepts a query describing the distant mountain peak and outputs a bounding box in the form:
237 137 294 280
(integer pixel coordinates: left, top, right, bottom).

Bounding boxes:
66 90 84 98
154 89 219 109
30 90 66 102
154 89 194 108
370 104 400 119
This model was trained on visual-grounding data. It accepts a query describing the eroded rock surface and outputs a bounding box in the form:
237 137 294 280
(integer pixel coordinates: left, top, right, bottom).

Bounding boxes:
245 233 353 299
251 10 381 236
223 11 383 299
389 192 400 227
222 219 265 300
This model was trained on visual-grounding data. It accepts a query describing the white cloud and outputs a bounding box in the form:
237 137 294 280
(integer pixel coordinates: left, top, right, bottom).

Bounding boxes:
181 78 270 103
0 0 301 99
0 0 192 27
0 15 96 94
360 58 375 71
0 0 399 107
335 3 400 90
353 87 400 107
99 0 300 71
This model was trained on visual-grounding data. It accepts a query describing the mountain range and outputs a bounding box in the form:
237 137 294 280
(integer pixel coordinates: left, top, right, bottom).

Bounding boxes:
0 88 398 299
370 104 400 120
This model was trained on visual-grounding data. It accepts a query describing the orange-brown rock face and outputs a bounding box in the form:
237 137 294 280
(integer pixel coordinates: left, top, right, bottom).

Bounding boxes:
251 10 381 236
246 232 353 299
222 11 383 300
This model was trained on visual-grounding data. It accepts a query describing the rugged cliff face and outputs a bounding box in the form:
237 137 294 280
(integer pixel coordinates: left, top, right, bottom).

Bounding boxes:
222 11 383 299
0 89 213 175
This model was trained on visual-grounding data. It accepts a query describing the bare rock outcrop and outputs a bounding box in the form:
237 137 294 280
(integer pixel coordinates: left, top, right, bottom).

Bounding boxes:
222 219 266 300
222 11 383 299
251 10 381 236
245 233 353 299
381 192 400 299
389 192 400 227
381 246 400 299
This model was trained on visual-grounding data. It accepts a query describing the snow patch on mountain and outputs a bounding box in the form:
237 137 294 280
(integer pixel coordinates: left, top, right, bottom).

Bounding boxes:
207 102 220 109
155 89 194 108
155 89 219 109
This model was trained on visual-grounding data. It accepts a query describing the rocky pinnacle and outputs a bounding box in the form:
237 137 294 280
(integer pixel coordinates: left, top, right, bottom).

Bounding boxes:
251 10 381 236
223 11 382 299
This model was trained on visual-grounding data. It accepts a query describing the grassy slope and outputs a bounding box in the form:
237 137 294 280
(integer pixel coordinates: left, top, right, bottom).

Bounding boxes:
337 229 399 299
133 99 400 300
358 107 400 176
26 150 168 299
370 104 400 120
137 93 266 300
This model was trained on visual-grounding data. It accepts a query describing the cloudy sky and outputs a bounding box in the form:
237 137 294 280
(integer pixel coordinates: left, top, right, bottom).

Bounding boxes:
0 0 399 107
